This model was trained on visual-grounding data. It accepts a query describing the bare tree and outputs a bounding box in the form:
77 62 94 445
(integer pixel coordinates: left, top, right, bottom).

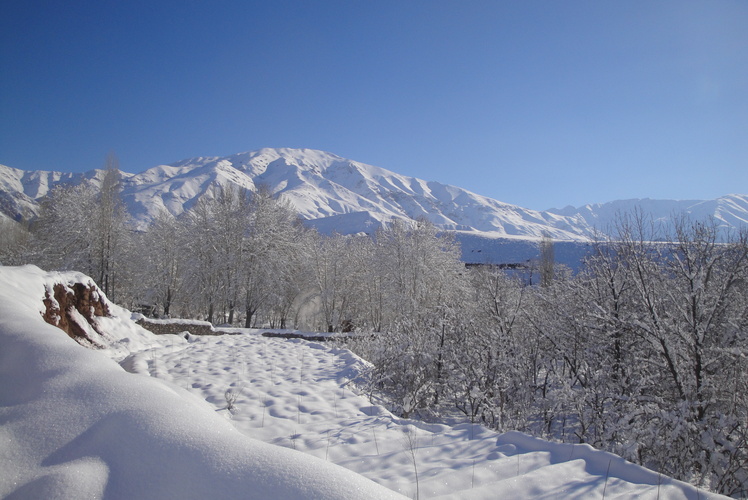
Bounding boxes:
94 152 129 299
133 210 184 316
0 218 31 265
30 152 129 301
539 231 555 287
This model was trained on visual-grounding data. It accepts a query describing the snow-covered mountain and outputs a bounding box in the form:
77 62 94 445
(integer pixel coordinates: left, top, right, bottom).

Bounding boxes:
0 166 106 223
121 148 594 240
547 195 748 237
0 149 593 239
1 148 746 245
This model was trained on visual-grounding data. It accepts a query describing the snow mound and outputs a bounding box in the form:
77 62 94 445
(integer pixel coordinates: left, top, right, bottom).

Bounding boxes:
0 265 405 499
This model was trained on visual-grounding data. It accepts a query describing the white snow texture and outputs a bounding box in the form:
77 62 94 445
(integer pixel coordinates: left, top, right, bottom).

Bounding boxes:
0 266 403 500
0 266 728 499
1 148 746 241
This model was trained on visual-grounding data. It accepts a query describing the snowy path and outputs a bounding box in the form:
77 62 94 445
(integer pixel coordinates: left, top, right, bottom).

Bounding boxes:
134 332 718 500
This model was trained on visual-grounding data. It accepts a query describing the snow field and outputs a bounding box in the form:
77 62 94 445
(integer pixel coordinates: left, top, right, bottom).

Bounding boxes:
135 332 722 499
0 265 729 499
0 266 404 500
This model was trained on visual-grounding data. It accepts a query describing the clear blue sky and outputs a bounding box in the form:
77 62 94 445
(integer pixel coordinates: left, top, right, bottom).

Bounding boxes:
1 0 746 210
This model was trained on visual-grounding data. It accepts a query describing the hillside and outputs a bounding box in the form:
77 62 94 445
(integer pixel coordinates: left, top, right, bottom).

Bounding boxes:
121 148 597 240
1 148 746 246
547 195 748 237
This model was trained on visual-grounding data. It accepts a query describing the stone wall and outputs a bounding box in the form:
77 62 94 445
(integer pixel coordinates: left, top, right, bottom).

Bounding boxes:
135 318 217 336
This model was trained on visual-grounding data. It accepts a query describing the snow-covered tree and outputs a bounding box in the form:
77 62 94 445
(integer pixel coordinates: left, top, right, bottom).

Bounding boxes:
616 215 748 492
307 232 357 333
92 153 130 299
0 218 31 266
32 182 97 273
241 186 307 328
539 231 555 287
458 265 536 430
132 210 185 316
362 218 469 417
30 153 130 301
182 192 223 323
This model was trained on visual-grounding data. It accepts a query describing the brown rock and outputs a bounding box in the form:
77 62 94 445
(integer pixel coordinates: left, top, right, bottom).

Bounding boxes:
41 281 110 348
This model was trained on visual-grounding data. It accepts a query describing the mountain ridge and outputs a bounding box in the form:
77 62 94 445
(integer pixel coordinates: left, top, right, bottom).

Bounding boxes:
547 194 748 235
1 148 746 245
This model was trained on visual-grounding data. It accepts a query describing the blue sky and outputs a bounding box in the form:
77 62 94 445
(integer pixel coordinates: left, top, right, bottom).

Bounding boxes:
1 0 746 210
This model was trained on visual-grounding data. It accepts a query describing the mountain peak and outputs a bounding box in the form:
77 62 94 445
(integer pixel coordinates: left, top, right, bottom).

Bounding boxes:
1 149 746 243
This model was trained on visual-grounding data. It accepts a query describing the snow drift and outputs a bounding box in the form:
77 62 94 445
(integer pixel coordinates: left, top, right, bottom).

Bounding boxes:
0 265 404 499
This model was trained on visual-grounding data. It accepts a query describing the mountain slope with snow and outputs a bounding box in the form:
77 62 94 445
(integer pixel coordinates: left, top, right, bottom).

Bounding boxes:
121 148 595 239
1 148 747 242
547 194 748 237
0 165 101 222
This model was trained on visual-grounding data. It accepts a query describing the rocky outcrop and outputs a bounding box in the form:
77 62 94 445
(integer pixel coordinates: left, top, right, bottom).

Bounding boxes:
41 281 110 347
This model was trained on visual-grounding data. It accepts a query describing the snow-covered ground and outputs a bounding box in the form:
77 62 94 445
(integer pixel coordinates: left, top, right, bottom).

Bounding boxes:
0 266 729 499
0 266 402 500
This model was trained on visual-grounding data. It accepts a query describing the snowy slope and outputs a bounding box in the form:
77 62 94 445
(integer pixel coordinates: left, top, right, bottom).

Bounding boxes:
0 265 727 499
154 332 726 499
0 265 404 500
2 150 747 241
547 194 748 237
0 151 596 239
0 164 116 222
122 148 595 239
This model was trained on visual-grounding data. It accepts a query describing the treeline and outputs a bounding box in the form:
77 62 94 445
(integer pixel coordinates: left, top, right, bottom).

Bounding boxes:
1 164 467 333
352 213 748 497
1 167 747 496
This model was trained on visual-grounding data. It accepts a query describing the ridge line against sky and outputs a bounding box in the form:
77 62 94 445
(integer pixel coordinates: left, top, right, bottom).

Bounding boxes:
1 0 746 211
